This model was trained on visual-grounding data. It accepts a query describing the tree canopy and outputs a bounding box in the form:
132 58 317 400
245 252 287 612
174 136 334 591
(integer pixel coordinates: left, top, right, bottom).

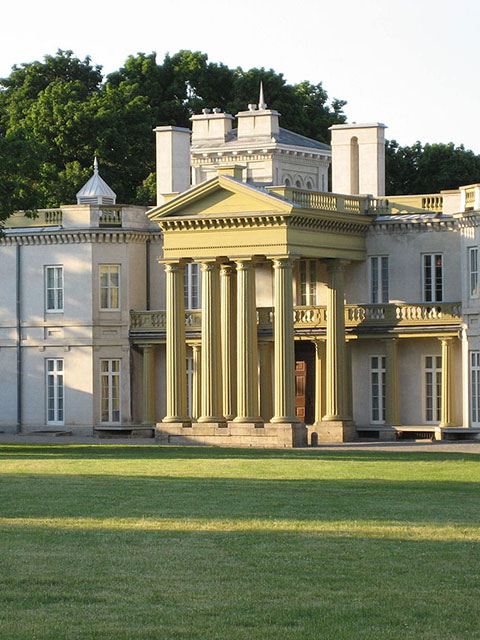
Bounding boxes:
1 48 479 219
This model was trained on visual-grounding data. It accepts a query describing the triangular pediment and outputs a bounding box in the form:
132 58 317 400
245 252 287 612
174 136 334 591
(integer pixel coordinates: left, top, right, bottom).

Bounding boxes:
148 176 293 220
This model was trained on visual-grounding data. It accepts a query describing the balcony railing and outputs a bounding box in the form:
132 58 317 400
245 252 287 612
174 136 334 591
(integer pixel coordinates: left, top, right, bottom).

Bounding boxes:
130 302 462 335
266 187 389 216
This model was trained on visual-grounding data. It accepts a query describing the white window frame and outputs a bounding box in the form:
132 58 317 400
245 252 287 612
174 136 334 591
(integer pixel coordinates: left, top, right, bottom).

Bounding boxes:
99 265 120 310
424 355 442 423
298 259 317 306
422 254 443 303
100 359 121 423
469 247 479 299
369 256 389 304
470 351 480 426
370 355 386 423
184 263 201 310
45 265 64 312
46 358 64 425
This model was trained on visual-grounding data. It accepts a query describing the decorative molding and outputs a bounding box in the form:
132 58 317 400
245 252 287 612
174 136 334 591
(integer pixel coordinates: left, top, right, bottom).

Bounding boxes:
0 230 154 246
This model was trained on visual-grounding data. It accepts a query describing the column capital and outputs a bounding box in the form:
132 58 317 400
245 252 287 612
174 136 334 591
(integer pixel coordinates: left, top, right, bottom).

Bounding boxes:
159 258 191 271
270 256 295 270
438 336 455 344
220 263 236 276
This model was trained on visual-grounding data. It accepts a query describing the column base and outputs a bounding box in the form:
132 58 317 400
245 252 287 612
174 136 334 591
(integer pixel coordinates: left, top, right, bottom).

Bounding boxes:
161 418 191 427
308 420 356 443
196 418 227 426
232 416 263 425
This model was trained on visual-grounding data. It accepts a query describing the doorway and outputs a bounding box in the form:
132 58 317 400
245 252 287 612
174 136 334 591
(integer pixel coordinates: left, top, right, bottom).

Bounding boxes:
294 342 315 425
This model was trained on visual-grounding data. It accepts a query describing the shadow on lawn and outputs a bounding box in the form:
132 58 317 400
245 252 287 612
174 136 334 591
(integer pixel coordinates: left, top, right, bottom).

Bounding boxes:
1 444 480 463
1 473 480 525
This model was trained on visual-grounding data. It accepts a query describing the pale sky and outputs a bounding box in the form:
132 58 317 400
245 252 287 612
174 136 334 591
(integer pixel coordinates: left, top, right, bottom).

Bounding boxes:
3 0 480 151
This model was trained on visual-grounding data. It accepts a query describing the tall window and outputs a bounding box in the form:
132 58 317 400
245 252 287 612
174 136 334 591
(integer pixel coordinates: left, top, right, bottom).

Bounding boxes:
299 259 317 306
100 265 120 310
184 263 201 310
45 266 63 312
471 351 480 425
469 248 478 298
100 359 120 423
46 359 64 424
370 256 389 304
370 356 386 423
423 254 443 302
425 355 442 423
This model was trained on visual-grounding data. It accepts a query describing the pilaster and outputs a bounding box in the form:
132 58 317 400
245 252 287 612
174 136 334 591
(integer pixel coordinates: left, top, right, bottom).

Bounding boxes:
384 338 401 426
141 344 157 425
259 340 274 422
191 343 201 421
313 339 326 425
439 337 456 428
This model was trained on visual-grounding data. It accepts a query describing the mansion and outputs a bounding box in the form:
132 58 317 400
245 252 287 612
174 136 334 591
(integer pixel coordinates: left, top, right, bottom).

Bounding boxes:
1 93 480 445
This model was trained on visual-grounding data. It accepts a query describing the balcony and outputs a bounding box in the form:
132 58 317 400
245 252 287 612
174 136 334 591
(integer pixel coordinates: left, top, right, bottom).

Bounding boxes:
130 302 462 337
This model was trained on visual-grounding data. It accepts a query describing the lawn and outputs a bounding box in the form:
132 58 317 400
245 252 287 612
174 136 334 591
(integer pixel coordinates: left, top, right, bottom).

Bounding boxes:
0 445 479 640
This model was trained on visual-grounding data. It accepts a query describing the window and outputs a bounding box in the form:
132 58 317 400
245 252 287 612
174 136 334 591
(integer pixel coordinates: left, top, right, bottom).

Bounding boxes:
470 352 480 425
45 266 63 312
100 359 120 423
423 254 443 302
369 256 389 304
425 355 442 423
370 356 386 423
100 265 120 310
184 263 201 310
46 359 64 424
299 259 317 306
469 248 478 298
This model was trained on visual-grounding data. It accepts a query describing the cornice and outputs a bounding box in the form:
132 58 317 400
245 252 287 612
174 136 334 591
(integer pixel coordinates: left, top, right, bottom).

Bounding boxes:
369 218 458 234
0 229 158 246
159 211 369 235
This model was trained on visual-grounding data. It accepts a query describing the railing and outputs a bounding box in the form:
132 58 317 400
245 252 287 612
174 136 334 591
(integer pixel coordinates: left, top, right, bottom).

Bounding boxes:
130 302 462 334
266 186 390 216
6 208 63 228
99 208 122 226
388 194 444 214
465 188 476 210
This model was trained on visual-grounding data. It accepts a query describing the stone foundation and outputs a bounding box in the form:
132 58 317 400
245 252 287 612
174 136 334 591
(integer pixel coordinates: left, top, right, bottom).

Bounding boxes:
155 422 307 448
307 420 356 443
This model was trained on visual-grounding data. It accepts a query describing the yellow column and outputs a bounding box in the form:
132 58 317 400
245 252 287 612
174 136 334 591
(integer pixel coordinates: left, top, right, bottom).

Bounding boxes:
220 264 237 420
191 343 201 421
259 340 274 422
439 337 456 428
385 338 401 426
234 259 261 424
163 261 190 425
141 344 157 425
271 257 298 423
313 339 326 425
198 261 225 424
323 260 348 421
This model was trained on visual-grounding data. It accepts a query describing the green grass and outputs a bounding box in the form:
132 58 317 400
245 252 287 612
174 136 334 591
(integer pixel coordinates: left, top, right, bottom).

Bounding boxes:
1 445 479 639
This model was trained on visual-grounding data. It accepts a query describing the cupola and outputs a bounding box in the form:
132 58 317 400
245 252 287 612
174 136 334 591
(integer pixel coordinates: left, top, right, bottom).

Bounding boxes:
76 158 117 205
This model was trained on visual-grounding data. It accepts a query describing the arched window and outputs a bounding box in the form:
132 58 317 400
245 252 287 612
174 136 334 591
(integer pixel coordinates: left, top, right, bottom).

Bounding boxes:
284 177 291 186
295 179 302 188
306 180 313 190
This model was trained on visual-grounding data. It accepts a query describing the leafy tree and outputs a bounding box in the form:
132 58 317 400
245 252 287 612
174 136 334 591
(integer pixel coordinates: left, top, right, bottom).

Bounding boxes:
386 140 480 195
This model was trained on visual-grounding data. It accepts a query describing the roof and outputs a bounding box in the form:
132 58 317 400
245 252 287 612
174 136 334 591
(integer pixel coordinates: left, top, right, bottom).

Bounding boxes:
191 127 330 152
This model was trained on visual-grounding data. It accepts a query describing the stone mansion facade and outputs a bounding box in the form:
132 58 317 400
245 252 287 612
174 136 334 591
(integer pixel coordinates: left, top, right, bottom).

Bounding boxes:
2 94 480 445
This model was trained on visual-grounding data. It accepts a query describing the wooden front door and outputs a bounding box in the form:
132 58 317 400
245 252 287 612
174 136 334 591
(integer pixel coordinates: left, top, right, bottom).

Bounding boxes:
295 360 307 422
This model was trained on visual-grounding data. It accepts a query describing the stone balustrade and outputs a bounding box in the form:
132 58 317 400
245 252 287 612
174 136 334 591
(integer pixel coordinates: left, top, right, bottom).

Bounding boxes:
266 187 387 215
130 302 462 335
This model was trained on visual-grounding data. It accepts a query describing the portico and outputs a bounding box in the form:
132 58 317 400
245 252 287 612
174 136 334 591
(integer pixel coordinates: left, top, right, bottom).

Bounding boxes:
147 175 372 446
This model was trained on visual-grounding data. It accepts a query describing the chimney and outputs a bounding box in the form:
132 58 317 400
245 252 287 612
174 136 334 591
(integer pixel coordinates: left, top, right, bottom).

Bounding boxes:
190 109 234 145
154 126 191 205
329 123 387 197
236 83 280 140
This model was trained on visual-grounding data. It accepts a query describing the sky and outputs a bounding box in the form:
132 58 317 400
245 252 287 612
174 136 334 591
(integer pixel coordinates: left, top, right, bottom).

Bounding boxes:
2 0 480 152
